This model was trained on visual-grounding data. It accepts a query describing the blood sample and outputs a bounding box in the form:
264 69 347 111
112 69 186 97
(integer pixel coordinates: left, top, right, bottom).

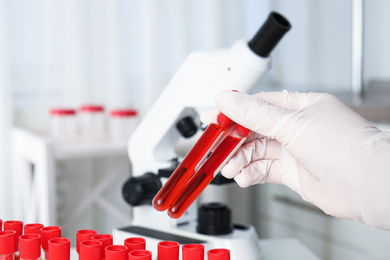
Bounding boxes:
207 249 230 260
48 238 70 260
153 120 229 211
168 124 250 219
19 234 41 260
0 230 16 260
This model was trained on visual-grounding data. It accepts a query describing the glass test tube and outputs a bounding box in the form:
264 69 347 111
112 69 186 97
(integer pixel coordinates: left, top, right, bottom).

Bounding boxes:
168 124 251 219
153 114 232 211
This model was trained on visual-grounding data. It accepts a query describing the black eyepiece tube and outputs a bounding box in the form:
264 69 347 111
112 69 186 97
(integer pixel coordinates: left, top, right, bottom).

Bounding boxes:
248 12 291 58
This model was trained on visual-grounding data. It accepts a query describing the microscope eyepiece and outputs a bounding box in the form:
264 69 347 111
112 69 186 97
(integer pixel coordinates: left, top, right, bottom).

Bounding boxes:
248 11 291 58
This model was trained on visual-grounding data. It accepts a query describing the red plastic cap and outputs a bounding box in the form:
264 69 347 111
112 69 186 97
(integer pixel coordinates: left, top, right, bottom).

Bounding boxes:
50 109 76 116
105 245 128 260
182 244 205 260
0 230 16 255
24 223 44 235
128 249 152 260
216 113 233 127
48 238 70 260
235 124 251 138
110 109 138 117
124 237 146 253
76 229 98 253
158 241 179 260
80 105 105 112
0 219 2 231
92 234 113 258
4 220 23 238
19 234 41 259
207 249 230 260
79 240 102 260
40 226 61 251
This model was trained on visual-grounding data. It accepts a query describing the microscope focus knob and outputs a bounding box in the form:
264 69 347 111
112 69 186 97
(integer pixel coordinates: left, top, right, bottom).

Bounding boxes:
176 116 198 138
122 173 162 206
197 203 233 235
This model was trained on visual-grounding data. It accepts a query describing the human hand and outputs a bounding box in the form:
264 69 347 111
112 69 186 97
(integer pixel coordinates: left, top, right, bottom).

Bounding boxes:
201 90 390 229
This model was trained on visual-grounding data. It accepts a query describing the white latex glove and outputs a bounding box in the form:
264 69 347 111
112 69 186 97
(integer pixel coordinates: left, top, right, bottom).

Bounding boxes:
201 90 390 230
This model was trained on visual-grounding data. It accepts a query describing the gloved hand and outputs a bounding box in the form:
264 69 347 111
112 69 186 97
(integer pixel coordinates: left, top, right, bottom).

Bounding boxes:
201 90 390 230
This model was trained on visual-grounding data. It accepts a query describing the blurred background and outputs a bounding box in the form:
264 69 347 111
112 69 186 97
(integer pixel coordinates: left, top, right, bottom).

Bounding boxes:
1 0 390 259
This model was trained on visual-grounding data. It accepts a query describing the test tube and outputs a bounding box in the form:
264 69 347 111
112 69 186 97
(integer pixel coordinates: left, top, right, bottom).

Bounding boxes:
168 124 251 219
128 250 152 260
124 237 146 253
105 245 128 260
48 238 70 260
40 226 61 260
0 230 16 260
19 234 41 260
92 234 113 260
23 224 44 235
207 249 230 260
4 221 23 260
79 240 102 260
153 114 233 211
182 244 204 260
157 241 179 260
76 230 98 254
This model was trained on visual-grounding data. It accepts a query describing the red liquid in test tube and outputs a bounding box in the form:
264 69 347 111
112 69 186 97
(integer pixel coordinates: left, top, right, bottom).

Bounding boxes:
153 122 227 211
168 134 244 219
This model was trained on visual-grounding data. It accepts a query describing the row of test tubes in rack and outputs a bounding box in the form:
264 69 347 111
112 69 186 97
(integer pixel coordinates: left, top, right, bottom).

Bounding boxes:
0 220 230 260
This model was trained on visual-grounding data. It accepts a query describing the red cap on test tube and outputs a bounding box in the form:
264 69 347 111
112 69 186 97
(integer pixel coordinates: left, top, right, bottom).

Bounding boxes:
157 241 179 260
24 223 44 235
4 220 23 253
128 249 152 260
182 244 204 260
40 226 61 251
79 240 102 260
48 238 70 260
207 249 230 260
105 245 128 260
124 237 146 253
92 234 113 259
0 219 2 231
0 230 16 256
77 229 98 253
19 234 41 260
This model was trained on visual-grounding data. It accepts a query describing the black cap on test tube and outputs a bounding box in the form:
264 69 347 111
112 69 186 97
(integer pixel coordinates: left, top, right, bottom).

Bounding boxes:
248 11 291 58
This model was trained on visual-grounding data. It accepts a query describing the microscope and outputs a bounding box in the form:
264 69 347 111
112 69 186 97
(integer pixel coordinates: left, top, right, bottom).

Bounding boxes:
114 12 291 260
